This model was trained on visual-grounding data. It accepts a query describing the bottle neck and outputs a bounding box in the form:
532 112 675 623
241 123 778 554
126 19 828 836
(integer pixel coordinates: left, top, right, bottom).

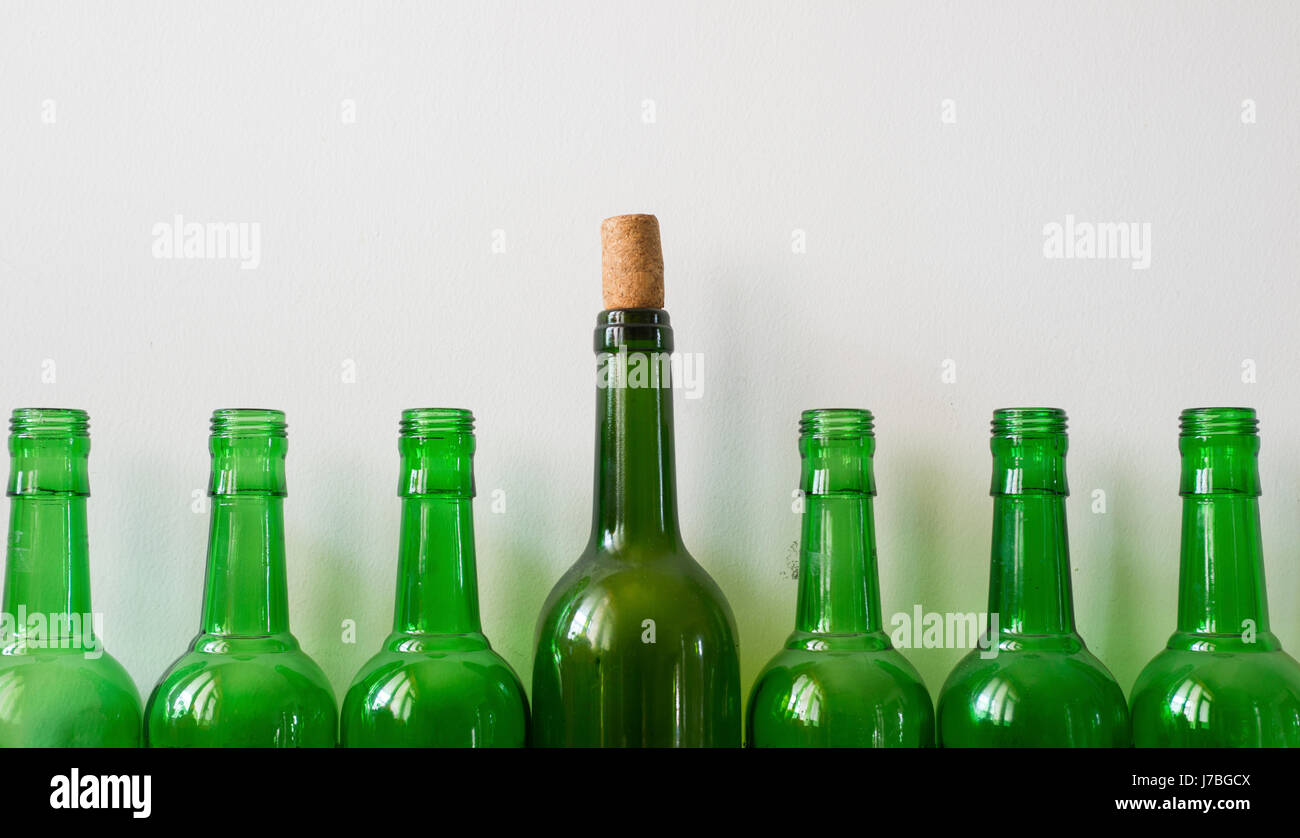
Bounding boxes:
3 497 93 631
794 431 880 636
795 496 881 635
392 497 480 635
4 441 94 647
988 495 1075 636
1175 437 1273 647
390 414 483 636
589 310 683 554
988 437 1075 637
201 442 290 637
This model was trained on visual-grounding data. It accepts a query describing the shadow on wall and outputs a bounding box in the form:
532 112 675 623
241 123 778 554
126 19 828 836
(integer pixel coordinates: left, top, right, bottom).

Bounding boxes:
299 456 376 694
887 451 971 693
494 449 577 698
1093 468 1174 694
118 449 206 693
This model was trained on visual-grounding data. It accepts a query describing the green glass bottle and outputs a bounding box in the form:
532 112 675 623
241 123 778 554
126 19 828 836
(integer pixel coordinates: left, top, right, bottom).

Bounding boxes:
747 409 934 747
1131 407 1300 747
938 408 1129 747
531 214 741 747
0 408 142 747
341 408 528 747
145 409 336 747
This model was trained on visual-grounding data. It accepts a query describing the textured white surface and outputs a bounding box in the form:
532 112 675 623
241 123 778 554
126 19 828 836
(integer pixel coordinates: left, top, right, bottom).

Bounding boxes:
1 1 1297 704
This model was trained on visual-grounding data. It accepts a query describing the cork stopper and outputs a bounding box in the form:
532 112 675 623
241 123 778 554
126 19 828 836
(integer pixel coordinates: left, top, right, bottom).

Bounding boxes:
601 214 664 309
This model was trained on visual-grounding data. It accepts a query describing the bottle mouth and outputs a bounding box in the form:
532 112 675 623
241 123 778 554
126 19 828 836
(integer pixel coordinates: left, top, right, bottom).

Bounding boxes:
210 408 287 438
799 409 875 439
1179 407 1258 438
9 408 90 438
991 407 1067 438
400 408 474 437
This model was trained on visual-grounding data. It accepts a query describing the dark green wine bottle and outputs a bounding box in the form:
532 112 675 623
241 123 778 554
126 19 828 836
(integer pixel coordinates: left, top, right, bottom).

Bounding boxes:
0 408 142 747
531 214 741 747
1131 407 1300 746
145 409 336 747
747 409 934 747
938 408 1129 747
341 408 529 747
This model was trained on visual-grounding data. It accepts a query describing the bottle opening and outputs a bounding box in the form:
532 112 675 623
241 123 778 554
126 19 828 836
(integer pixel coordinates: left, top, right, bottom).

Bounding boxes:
400 408 474 437
991 407 1067 438
799 408 874 439
10 408 90 438
210 408 287 438
1179 407 1258 438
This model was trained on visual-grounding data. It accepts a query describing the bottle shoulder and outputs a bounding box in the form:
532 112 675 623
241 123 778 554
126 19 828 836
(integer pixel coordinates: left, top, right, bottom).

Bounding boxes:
747 646 935 748
145 644 338 747
0 649 143 747
940 641 1127 708
378 631 495 654
151 634 336 704
537 548 737 631
1133 646 1300 700
348 635 525 693
341 657 528 748
1130 648 1300 746
937 645 1130 747
345 651 526 714
0 643 137 684
750 643 932 706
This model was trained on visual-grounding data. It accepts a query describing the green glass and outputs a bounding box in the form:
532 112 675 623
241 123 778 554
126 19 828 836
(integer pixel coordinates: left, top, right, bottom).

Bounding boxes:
747 409 934 747
0 408 142 747
938 408 1129 747
1131 407 1300 747
341 408 528 747
531 309 741 746
144 409 336 747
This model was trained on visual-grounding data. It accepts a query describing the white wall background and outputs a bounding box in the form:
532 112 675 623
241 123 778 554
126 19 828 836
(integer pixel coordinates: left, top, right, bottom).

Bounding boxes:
2 1 1297 706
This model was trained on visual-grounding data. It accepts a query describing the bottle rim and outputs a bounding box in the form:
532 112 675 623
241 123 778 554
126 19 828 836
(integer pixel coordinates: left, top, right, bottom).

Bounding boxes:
991 407 1067 437
210 408 287 438
10 407 90 438
1179 407 1258 437
400 407 474 437
799 408 874 439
